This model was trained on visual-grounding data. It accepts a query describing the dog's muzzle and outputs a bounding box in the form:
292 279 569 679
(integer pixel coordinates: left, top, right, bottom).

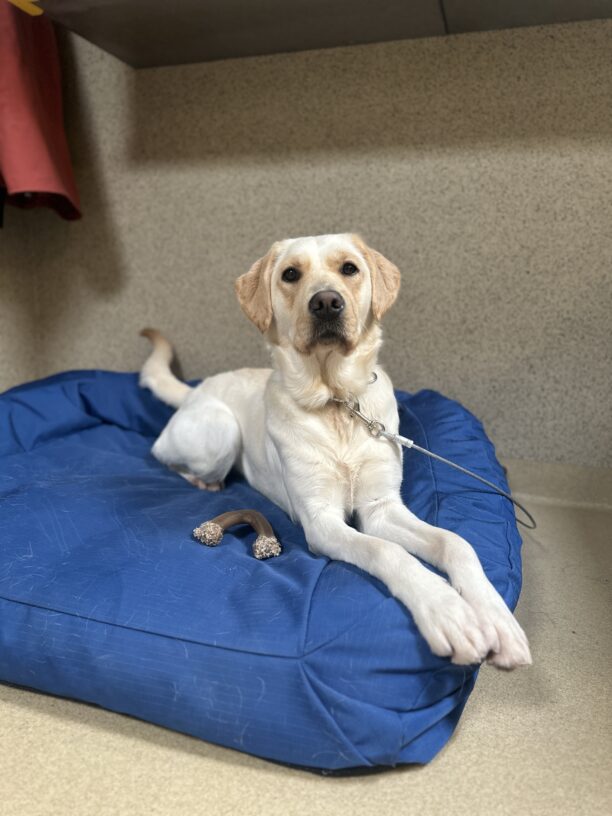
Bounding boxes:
308 290 346 345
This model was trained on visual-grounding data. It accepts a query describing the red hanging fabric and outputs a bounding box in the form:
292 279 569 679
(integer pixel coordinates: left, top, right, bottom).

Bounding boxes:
0 2 81 220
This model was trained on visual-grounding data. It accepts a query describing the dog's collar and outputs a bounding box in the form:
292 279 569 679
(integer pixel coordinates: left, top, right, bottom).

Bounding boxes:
330 371 377 402
329 371 379 426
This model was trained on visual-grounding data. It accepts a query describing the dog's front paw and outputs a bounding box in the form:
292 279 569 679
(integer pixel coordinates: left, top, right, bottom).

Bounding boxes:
466 588 532 670
411 578 491 666
485 606 532 670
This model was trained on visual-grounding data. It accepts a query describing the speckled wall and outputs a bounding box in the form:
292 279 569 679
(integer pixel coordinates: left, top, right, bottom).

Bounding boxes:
0 224 37 387
1 20 610 466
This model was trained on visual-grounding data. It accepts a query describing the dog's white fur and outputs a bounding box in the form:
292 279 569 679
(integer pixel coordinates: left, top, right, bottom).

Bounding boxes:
141 233 531 669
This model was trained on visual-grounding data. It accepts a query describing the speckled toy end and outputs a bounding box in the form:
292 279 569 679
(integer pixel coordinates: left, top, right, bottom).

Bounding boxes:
193 521 224 546
252 535 282 559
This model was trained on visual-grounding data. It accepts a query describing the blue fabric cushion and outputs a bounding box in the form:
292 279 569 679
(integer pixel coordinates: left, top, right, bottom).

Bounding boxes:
0 370 523 772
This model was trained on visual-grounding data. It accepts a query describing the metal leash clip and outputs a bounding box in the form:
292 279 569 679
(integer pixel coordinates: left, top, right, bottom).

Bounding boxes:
339 395 386 438
332 383 537 530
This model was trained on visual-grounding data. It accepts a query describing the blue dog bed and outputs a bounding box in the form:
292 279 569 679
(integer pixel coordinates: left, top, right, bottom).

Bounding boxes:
0 371 523 772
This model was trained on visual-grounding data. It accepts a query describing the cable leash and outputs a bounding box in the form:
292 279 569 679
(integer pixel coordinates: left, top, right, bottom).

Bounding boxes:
334 395 537 531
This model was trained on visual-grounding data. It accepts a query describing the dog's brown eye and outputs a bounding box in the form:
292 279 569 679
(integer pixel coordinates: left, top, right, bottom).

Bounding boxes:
281 267 301 283
341 262 358 276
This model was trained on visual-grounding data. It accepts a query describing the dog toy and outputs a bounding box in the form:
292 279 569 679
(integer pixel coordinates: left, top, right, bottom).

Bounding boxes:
193 509 282 559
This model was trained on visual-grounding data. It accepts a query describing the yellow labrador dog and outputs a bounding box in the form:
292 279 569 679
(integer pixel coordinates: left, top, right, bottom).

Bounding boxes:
140 233 531 669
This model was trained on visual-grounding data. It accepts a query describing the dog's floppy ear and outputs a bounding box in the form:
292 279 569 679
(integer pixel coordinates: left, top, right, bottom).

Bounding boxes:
369 248 401 321
235 246 277 333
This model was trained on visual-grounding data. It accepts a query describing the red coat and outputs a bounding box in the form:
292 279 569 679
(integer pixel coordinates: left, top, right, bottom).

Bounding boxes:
0 2 81 220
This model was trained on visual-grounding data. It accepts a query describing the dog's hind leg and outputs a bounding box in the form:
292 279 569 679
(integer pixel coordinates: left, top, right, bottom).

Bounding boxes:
176 471 225 492
152 394 241 490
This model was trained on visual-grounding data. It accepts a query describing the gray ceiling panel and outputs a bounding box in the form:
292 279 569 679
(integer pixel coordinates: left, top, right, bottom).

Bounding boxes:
39 0 612 68
40 0 446 68
443 0 612 34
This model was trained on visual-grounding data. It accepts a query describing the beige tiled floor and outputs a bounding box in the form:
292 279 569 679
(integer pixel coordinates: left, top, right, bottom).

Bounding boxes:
1 462 611 816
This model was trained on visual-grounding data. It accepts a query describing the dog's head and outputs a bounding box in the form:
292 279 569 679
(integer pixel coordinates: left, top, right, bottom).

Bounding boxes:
235 234 400 354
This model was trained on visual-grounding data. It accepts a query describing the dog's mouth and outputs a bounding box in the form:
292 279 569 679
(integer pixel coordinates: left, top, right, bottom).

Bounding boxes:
309 319 347 347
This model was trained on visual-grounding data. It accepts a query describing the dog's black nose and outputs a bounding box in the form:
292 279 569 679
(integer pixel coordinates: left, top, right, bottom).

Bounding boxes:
308 290 345 320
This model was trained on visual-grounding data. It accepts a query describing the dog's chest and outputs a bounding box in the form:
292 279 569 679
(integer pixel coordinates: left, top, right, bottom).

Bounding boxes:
325 405 359 446
324 409 390 509
319 405 375 473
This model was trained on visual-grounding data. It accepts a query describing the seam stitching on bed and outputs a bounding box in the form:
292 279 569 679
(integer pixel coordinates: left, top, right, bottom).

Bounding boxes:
299 662 373 768
0 593 302 660
302 659 406 760
0 591 397 662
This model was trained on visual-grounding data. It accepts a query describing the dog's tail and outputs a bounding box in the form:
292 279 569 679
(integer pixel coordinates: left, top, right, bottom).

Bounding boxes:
139 328 192 408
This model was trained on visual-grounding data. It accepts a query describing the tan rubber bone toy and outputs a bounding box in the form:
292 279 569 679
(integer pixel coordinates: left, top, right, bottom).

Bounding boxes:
193 510 282 559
